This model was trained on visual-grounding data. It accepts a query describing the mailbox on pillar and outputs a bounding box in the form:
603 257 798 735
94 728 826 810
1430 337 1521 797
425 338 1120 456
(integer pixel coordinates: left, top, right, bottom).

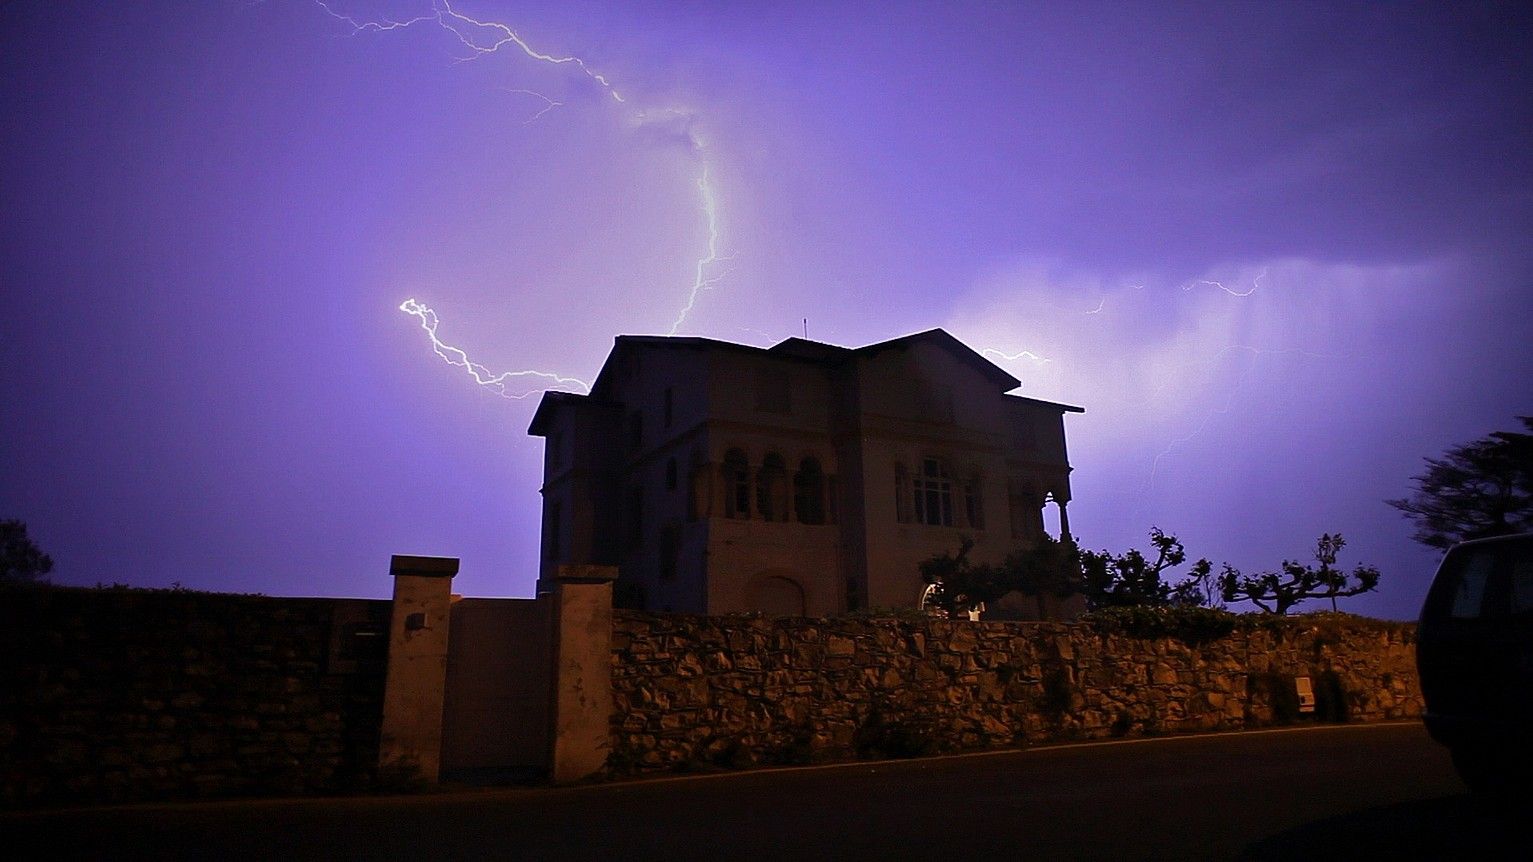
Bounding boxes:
1295 676 1316 714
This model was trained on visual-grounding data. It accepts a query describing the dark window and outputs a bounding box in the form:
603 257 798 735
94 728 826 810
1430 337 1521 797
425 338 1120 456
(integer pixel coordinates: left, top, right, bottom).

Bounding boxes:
665 457 678 491
964 473 984 530
626 487 643 548
794 458 825 525
913 458 953 527
664 387 674 428
723 449 750 519
1513 554 1533 614
1448 547 1500 619
757 453 789 522
629 412 643 450
549 431 564 466
755 369 791 414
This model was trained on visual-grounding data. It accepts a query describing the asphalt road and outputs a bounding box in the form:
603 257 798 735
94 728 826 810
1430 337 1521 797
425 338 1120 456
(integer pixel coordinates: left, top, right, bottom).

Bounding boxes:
4 723 1527 861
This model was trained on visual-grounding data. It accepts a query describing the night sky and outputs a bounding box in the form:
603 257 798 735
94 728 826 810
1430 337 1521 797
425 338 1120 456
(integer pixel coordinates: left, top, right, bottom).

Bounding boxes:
3 2 1529 619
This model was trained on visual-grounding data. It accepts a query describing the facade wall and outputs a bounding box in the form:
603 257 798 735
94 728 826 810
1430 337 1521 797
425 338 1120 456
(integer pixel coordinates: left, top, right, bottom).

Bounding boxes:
0 588 389 807
608 611 1421 773
848 344 1071 610
532 331 1080 617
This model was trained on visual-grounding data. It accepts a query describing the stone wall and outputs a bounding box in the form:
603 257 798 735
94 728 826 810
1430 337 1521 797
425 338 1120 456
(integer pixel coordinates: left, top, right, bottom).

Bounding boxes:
0 587 390 807
608 611 1421 773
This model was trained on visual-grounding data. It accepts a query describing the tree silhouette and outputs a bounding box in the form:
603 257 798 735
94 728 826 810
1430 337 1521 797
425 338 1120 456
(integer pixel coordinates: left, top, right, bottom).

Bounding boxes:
1219 533 1379 614
1 520 53 584
1388 416 1533 549
918 535 1082 618
1079 528 1213 610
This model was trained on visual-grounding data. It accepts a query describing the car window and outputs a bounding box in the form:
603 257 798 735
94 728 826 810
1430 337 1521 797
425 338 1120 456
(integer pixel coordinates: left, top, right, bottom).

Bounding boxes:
1447 548 1499 619
1510 553 1533 614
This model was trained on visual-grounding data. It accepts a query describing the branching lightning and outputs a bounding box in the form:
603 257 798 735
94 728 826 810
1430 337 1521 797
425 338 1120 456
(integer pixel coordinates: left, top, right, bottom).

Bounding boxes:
399 299 591 398
1141 339 1356 505
316 0 624 100
502 88 562 125
313 1 729 397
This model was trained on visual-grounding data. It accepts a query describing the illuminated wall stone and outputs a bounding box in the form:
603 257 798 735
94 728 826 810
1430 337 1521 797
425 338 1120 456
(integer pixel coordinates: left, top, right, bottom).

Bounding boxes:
607 611 1421 774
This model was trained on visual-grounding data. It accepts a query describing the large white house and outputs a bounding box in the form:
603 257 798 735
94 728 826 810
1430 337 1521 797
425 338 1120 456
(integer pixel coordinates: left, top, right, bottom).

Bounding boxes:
528 329 1084 618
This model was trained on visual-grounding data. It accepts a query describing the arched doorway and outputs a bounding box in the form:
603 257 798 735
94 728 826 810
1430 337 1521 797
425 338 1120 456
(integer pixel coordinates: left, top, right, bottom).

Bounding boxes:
747 572 807 616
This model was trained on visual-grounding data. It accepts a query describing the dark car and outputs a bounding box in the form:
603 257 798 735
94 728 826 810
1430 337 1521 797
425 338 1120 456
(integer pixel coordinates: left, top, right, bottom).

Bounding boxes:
1417 533 1533 795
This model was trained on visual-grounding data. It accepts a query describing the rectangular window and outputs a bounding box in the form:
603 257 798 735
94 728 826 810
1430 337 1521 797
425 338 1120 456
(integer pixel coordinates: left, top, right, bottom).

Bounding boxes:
914 458 953 527
549 431 564 466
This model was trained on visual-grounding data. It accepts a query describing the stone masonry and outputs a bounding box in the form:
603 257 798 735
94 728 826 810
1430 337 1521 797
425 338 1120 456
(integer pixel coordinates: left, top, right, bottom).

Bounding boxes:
0 588 390 807
608 612 1421 773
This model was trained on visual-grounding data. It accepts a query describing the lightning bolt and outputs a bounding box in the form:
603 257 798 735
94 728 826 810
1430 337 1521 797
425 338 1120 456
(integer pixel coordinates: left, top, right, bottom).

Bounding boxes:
1183 267 1266 297
399 299 591 398
502 88 562 125
981 347 1053 365
667 163 724 336
316 0 624 100
1141 342 1355 499
311 1 730 396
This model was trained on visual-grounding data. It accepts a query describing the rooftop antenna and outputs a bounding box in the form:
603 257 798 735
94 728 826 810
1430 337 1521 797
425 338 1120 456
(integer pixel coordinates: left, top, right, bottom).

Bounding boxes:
803 318 808 339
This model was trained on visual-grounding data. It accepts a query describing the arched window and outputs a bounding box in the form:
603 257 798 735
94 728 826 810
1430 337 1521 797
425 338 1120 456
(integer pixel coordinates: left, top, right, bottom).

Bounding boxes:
757 453 789 522
914 458 953 527
794 458 825 525
723 449 750 519
964 471 984 530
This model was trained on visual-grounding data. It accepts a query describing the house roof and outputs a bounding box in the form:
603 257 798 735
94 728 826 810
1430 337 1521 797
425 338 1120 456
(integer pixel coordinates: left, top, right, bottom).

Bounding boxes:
852 328 1021 392
558 327 1082 428
1006 393 1085 414
527 390 620 436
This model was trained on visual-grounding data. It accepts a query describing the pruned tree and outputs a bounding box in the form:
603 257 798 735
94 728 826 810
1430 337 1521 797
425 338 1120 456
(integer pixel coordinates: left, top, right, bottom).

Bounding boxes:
1219 533 1380 614
919 535 1082 619
1 520 53 584
1388 416 1533 549
1002 534 1084 618
918 537 1003 618
1079 528 1213 610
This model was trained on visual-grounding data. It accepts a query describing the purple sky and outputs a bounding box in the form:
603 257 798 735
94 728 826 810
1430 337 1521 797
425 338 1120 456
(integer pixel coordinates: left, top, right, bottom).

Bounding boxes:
3 2 1529 619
